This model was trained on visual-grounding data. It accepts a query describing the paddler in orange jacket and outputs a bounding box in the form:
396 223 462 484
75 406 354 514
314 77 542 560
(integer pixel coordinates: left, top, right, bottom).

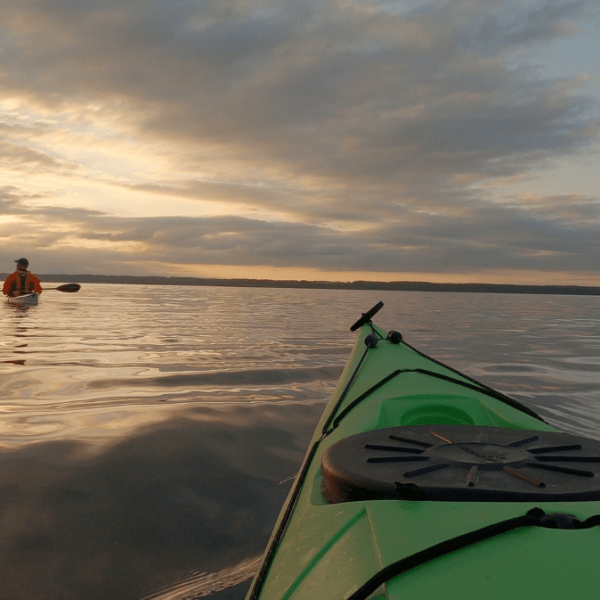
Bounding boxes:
3 258 43 297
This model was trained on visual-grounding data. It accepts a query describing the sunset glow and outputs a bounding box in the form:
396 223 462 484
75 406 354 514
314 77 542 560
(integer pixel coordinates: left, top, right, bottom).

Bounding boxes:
1 0 598 285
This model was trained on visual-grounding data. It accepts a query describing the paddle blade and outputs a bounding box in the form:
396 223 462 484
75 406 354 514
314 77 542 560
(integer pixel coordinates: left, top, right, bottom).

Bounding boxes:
54 283 81 293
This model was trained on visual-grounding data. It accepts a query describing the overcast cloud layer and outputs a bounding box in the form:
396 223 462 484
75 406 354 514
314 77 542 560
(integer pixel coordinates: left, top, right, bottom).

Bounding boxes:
0 0 598 283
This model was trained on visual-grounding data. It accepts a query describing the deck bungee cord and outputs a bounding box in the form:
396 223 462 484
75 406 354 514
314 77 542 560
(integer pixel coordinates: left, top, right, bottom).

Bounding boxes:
346 508 600 600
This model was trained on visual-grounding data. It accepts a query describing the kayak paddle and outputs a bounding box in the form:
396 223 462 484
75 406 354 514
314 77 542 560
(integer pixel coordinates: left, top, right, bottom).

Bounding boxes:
45 283 81 293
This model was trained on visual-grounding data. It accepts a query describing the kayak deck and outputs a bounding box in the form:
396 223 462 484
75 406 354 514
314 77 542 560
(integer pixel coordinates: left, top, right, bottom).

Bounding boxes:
247 305 600 600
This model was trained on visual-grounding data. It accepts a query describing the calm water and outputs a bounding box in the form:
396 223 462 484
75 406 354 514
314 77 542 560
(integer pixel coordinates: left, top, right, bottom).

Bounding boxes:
1 284 599 599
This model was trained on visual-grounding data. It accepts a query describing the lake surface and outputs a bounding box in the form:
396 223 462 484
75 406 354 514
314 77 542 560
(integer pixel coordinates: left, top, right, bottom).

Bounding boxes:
1 284 599 599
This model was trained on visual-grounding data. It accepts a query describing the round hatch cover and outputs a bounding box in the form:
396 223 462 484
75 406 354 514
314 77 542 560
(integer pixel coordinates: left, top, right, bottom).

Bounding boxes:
321 425 600 503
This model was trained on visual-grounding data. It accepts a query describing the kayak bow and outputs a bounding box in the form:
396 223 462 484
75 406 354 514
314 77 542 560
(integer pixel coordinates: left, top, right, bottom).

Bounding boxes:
247 302 600 600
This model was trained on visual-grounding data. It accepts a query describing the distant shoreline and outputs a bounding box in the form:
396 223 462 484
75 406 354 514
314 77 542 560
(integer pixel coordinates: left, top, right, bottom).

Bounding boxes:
4 273 599 296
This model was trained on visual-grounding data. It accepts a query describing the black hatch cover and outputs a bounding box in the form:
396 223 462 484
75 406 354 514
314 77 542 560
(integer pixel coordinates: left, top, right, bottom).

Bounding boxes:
321 425 600 503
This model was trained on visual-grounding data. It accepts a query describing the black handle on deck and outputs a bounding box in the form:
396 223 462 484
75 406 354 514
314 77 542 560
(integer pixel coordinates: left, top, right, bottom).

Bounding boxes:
350 301 384 331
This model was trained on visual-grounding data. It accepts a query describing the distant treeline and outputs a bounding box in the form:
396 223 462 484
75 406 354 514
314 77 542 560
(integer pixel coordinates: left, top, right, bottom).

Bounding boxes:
6 273 597 296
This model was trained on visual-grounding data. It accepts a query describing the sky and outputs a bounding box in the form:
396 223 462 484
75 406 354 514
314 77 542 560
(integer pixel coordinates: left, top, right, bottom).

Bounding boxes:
0 0 599 284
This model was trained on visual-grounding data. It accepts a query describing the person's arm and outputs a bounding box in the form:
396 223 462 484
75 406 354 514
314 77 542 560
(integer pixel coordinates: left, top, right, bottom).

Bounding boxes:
32 275 43 294
3 273 16 296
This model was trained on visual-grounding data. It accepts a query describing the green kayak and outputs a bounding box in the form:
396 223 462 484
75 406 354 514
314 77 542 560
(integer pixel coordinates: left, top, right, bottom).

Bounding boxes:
246 302 600 600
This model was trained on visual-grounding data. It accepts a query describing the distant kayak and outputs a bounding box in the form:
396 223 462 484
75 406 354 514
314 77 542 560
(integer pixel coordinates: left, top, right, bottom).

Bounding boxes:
247 302 600 600
7 293 39 305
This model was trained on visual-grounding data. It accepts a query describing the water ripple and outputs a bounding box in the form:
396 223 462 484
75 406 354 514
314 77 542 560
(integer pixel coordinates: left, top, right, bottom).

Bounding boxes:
1 285 599 600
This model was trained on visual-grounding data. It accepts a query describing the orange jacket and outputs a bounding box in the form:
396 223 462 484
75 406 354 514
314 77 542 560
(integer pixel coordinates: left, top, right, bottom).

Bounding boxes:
3 270 43 296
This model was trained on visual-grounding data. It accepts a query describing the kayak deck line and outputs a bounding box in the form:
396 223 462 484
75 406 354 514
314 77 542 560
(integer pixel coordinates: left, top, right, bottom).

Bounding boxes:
248 436 323 599
325 369 403 434
246 302 600 600
346 507 600 600
323 326 545 437
325 366 545 435
403 339 546 422
320 341 374 435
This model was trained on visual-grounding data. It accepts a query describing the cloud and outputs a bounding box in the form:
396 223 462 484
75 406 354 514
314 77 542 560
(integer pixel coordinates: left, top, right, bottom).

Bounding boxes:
0 140 74 172
0 0 598 282
1 181 598 281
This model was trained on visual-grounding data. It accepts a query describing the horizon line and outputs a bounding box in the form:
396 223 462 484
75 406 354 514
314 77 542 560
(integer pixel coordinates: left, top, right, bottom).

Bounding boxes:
4 273 599 296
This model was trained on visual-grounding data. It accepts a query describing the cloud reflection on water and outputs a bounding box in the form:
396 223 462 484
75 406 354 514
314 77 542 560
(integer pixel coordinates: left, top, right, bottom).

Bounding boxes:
0 401 323 600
